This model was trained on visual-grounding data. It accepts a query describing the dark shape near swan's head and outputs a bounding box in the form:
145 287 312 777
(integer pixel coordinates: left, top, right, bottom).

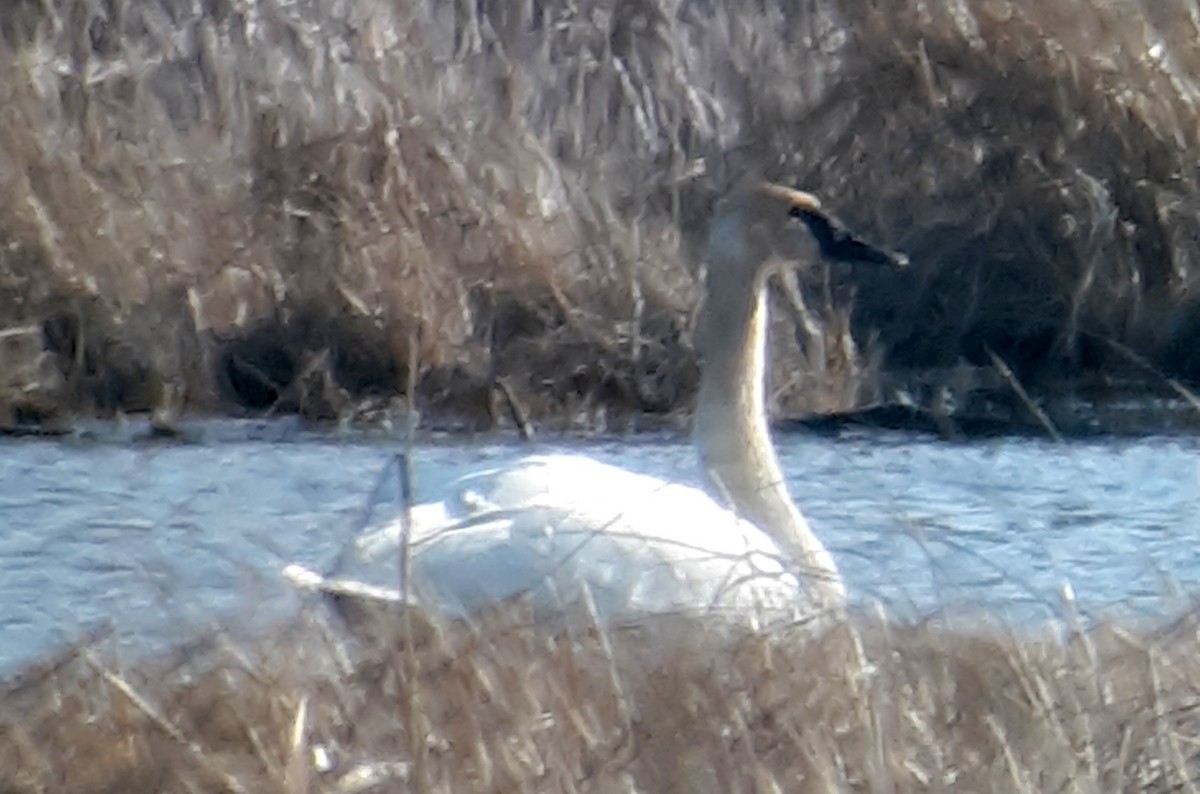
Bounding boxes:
789 204 908 268
735 182 907 269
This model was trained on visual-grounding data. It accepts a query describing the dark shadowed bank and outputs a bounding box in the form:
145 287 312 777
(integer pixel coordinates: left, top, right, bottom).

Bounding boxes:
6 605 1200 792
3 0 1200 434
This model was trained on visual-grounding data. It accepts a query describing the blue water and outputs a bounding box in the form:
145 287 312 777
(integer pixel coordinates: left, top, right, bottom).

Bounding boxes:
1 421 1199 671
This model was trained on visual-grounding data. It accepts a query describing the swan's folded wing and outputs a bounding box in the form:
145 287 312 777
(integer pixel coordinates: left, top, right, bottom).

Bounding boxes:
309 454 802 622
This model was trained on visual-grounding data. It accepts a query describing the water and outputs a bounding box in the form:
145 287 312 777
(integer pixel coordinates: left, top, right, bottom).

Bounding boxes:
2 422 1199 672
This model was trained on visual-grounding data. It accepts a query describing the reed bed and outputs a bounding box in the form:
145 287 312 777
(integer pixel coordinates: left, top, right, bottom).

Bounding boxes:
4 602 1200 792
4 0 1200 431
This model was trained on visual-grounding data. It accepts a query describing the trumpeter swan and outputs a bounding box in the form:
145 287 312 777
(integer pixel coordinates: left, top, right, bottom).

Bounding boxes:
285 182 902 625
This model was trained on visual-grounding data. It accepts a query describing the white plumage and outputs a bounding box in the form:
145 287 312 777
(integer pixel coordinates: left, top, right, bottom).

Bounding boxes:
295 453 803 623
286 181 900 626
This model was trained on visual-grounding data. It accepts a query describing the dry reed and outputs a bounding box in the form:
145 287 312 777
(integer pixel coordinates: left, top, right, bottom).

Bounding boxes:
3 0 1200 432
4 602 1200 792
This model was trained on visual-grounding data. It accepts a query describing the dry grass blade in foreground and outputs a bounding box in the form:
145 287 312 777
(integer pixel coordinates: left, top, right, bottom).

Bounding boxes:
3 606 1200 792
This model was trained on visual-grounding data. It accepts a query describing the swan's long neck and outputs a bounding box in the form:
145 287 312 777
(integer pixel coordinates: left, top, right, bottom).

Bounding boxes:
693 272 847 610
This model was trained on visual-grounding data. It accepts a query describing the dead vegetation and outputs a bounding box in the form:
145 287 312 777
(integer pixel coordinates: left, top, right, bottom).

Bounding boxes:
4 603 1200 792
2 0 1200 432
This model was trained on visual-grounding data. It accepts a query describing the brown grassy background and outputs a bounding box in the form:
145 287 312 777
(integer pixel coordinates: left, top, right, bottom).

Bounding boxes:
3 0 1200 432
6 604 1200 792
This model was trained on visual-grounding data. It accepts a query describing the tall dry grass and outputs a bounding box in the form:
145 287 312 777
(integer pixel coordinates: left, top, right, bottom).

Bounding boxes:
2 0 1200 430
5 604 1200 792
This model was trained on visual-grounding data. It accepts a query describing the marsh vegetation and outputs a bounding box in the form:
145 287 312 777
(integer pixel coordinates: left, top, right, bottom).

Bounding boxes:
7 604 1200 793
3 0 1200 433
5 0 1200 789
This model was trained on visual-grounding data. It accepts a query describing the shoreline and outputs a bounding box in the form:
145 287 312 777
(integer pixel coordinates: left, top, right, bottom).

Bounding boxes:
6 385 1200 442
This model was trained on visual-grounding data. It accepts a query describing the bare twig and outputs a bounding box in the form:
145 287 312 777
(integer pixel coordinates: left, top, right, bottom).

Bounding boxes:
985 347 1063 442
83 652 250 794
496 376 535 440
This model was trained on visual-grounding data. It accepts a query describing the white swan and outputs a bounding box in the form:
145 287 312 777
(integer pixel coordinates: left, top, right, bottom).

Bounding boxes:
285 182 901 625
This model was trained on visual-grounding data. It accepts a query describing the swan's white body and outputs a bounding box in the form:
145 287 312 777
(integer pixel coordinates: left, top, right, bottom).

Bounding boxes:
286 183 878 626
284 453 804 623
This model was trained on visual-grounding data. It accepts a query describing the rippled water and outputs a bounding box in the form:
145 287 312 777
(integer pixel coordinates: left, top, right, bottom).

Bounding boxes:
2 421 1199 671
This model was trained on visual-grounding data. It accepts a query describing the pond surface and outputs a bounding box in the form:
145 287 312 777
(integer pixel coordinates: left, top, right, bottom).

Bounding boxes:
2 421 1200 671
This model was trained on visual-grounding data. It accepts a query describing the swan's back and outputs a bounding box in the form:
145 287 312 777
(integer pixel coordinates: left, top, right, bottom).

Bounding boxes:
316 454 804 624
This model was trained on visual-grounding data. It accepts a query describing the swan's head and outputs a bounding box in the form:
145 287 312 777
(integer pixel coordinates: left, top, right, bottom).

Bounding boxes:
697 182 904 356
706 182 906 281
704 183 824 290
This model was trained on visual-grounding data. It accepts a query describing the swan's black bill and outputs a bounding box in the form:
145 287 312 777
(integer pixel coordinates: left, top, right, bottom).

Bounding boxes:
790 206 908 268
